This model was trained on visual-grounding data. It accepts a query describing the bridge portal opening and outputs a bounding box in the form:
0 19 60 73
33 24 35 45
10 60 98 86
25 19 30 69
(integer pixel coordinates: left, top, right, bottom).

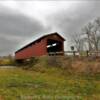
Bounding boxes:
47 39 63 53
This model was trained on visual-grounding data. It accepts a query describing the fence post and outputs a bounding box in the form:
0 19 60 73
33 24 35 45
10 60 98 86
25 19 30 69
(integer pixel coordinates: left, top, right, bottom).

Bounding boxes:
73 51 75 57
86 50 89 57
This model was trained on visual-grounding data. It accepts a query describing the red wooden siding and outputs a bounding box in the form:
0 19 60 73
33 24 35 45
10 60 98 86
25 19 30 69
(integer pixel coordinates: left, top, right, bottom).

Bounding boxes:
15 32 65 60
15 39 47 59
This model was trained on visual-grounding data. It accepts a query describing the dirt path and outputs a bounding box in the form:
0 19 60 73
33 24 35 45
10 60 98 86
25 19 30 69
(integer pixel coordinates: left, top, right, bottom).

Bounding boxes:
0 66 17 69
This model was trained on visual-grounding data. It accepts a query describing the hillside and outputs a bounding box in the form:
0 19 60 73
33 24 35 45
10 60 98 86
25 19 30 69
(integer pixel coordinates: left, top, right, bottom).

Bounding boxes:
0 56 99 100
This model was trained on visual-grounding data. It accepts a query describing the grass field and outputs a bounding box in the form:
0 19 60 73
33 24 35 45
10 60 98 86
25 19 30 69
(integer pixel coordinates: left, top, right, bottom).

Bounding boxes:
0 66 99 100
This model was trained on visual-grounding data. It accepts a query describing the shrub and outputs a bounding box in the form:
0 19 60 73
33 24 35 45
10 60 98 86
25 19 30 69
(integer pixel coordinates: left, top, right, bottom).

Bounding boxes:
47 56 62 67
0 58 16 66
17 57 39 70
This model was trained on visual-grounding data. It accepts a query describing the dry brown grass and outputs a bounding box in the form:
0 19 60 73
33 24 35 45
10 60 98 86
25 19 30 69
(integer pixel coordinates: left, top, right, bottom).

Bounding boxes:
71 60 100 74
43 56 100 74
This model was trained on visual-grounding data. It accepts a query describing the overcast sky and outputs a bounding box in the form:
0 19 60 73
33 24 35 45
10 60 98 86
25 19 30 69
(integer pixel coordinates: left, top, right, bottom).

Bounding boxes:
0 0 100 56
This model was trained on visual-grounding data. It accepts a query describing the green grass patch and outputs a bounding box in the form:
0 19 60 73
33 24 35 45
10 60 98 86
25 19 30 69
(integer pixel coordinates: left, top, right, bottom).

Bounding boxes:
0 67 99 100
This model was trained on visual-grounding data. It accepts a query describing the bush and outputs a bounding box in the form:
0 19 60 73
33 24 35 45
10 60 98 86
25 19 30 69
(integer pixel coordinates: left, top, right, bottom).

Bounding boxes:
0 58 16 66
15 57 39 69
22 57 38 69
47 56 62 67
14 56 100 74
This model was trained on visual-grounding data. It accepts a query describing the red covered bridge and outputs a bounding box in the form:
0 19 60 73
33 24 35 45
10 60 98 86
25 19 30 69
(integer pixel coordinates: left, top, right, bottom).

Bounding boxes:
15 32 65 60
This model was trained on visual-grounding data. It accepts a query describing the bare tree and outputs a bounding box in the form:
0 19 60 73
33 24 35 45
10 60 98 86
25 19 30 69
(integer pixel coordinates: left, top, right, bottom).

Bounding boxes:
70 17 100 56
70 33 83 53
82 18 100 56
92 18 100 51
83 22 94 51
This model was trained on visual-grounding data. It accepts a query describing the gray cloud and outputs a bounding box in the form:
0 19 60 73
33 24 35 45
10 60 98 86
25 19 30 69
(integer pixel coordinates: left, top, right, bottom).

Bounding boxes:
0 10 48 37
0 1 100 55
0 37 19 56
47 1 100 48
0 5 51 56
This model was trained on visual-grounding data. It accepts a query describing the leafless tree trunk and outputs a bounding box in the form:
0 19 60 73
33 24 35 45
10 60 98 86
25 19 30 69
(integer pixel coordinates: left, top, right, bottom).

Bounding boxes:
83 22 93 52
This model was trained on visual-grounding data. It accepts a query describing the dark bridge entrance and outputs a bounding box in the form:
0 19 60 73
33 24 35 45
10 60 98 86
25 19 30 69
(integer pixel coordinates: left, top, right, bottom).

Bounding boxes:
47 39 63 53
